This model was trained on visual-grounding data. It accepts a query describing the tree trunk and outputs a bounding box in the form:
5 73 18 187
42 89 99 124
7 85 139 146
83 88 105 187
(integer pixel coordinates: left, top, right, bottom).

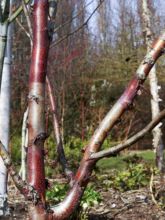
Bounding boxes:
142 0 164 172
0 0 12 215
19 108 28 181
27 0 49 217
0 0 10 87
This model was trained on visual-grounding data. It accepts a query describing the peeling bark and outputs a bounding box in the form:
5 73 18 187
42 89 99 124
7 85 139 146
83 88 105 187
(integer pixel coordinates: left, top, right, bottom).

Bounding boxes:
0 0 12 215
27 0 50 208
142 0 164 171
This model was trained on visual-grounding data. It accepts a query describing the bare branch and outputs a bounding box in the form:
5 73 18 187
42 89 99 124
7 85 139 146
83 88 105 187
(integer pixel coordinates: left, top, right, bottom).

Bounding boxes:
8 0 31 23
52 0 94 35
22 0 33 39
46 76 74 183
89 109 165 160
0 141 40 203
50 0 104 48
16 18 31 40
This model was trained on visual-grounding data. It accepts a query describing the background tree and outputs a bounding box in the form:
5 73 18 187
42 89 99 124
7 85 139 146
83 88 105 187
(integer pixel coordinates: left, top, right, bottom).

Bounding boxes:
141 0 164 172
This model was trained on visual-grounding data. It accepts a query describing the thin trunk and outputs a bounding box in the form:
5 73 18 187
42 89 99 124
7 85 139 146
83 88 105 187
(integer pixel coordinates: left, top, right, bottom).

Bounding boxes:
27 0 49 217
0 0 12 215
19 108 28 181
0 0 10 88
46 76 73 182
0 23 7 83
80 99 85 140
142 0 164 171
61 82 65 142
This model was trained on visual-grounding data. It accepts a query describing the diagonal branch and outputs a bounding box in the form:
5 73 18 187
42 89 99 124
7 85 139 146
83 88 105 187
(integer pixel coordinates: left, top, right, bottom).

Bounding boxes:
89 109 165 160
22 0 33 40
8 0 31 23
0 141 40 203
16 18 31 40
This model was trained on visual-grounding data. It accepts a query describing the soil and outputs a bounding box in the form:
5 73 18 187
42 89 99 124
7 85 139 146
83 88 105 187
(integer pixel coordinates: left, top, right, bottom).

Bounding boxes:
88 187 165 220
2 176 165 220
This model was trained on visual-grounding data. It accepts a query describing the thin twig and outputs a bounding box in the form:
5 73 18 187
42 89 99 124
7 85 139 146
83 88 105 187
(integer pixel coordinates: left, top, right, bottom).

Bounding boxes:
50 0 104 48
53 0 94 34
22 0 33 40
16 18 31 39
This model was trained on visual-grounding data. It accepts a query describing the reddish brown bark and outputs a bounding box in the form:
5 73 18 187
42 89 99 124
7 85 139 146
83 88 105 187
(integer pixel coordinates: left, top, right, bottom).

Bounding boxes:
27 0 49 206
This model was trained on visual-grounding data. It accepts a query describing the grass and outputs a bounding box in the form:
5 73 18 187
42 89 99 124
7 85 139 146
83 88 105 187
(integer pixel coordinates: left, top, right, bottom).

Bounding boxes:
97 150 155 171
137 150 155 162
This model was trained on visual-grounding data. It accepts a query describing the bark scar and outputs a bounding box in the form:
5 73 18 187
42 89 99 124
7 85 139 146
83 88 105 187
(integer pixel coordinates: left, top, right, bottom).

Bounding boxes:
33 132 48 145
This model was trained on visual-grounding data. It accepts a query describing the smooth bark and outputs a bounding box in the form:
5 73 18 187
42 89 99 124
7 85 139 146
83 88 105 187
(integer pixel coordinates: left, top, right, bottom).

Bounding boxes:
19 108 29 181
0 0 9 87
27 0 50 216
142 0 164 171
0 0 12 215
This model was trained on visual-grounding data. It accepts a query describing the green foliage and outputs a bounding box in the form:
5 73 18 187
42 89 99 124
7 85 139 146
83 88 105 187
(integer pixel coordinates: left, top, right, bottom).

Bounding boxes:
99 154 159 192
11 135 21 164
64 136 87 166
80 185 101 210
46 182 68 204
112 163 151 191
46 182 101 210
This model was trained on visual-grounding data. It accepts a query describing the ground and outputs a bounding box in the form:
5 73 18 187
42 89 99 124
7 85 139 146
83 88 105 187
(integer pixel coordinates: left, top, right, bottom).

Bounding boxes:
2 151 165 219
4 176 165 220
89 187 165 220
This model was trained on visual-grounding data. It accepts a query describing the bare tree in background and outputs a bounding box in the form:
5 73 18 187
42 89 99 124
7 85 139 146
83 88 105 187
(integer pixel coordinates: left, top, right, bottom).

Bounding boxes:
141 0 164 172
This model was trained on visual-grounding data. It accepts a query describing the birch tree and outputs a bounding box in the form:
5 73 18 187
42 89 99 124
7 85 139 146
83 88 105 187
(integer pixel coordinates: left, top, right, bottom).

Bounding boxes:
0 0 13 216
0 0 10 88
141 0 164 171
0 0 29 215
